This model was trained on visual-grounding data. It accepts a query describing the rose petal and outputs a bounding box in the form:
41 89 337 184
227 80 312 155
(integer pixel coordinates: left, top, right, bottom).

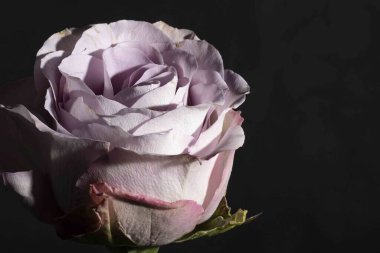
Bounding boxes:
36 50 66 100
154 21 200 43
78 148 218 206
0 105 110 211
162 48 198 81
64 96 100 123
126 64 169 87
177 40 224 76
2 170 62 222
224 69 250 109
189 108 245 159
116 41 164 65
99 108 156 133
58 183 203 246
65 92 126 115
198 150 235 223
58 54 104 94
169 83 190 107
127 71 178 109
72 20 171 54
37 27 85 57
133 105 210 136
189 70 228 105
114 82 161 106
72 123 192 155
103 46 154 92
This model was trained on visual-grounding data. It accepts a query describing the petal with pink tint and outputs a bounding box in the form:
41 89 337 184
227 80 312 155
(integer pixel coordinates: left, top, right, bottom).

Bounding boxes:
77 148 217 207
91 182 203 246
198 150 235 223
58 182 203 246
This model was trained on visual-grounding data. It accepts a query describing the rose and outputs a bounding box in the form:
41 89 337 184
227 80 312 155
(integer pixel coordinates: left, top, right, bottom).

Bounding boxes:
0 20 250 249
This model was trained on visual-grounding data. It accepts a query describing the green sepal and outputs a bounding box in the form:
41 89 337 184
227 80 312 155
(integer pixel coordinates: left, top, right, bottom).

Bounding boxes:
107 246 159 253
176 197 261 243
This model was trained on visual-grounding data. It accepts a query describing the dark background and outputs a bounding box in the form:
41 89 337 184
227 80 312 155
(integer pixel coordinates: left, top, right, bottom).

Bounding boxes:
0 0 379 252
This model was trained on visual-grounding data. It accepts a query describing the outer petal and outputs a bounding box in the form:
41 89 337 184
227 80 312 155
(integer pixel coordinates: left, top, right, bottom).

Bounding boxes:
0 78 41 172
35 50 66 100
154 21 200 43
177 40 224 76
0 105 110 211
37 27 85 57
77 148 219 205
161 48 198 81
2 170 62 222
189 70 228 106
198 150 235 223
57 182 204 246
72 20 171 54
223 69 250 109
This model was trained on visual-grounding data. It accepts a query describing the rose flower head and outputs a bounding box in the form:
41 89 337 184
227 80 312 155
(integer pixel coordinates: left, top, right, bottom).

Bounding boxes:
0 20 256 252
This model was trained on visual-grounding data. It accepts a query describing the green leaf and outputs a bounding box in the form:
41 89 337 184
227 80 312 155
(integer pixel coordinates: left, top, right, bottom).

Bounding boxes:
107 246 159 253
176 197 261 243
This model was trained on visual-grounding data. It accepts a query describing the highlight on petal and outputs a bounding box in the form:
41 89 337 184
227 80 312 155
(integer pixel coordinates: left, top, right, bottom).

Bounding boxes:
72 123 192 155
37 27 85 57
2 170 63 222
133 105 210 136
72 20 171 54
154 21 200 43
189 108 245 159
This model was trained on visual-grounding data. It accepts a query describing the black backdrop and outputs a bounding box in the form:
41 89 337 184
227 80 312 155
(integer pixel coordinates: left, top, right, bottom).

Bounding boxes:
0 0 379 252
